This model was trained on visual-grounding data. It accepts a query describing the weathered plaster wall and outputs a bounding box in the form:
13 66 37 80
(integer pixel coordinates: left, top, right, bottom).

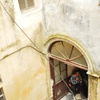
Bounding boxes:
97 78 100 100
88 75 100 100
43 0 100 74
43 0 100 99
43 0 90 38
0 47 47 100
0 0 48 100
90 0 100 72
1 0 100 99
88 75 98 100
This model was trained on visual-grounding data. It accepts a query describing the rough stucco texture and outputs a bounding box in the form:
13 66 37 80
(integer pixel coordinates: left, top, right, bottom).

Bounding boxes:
0 47 48 100
43 0 100 72
97 78 100 100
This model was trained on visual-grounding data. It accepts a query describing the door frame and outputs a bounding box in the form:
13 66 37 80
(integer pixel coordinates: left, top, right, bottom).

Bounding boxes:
48 40 88 100
44 34 94 100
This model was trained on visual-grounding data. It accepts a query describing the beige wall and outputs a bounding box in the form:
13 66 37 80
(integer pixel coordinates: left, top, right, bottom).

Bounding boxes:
0 0 49 100
0 47 48 100
97 78 100 100
1 0 100 100
43 0 100 99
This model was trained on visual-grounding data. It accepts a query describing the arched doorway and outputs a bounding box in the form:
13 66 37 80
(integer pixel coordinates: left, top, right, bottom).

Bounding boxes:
48 41 88 100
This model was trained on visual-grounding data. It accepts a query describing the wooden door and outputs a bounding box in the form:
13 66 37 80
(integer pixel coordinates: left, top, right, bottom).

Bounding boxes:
50 59 69 100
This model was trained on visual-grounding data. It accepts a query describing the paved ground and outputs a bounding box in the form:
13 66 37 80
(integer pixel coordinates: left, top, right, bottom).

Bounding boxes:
60 92 87 100
48 92 87 100
60 93 73 100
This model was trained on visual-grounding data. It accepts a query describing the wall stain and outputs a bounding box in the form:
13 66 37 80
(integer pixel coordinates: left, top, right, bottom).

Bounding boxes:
5 67 45 100
0 40 20 52
33 23 44 51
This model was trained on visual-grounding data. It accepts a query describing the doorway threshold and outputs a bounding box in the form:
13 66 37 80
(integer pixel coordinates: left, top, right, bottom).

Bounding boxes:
60 92 87 100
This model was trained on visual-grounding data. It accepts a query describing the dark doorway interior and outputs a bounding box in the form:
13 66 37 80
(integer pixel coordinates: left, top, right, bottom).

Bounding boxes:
50 58 88 100
67 68 88 99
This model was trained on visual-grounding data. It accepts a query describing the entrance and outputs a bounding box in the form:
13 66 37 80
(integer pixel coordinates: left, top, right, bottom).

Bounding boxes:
48 41 88 100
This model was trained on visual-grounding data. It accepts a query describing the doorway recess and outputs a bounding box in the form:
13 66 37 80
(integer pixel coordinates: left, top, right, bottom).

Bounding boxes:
48 41 88 100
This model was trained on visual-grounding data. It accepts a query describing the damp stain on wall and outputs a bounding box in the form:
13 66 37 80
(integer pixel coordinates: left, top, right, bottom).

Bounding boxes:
5 66 46 100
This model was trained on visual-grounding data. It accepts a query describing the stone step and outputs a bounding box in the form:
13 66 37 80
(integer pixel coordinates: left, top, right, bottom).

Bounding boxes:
60 92 87 100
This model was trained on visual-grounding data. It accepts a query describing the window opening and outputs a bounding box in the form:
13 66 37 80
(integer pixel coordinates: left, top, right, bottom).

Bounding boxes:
18 0 34 11
54 61 67 84
49 41 88 70
0 88 6 100
99 0 100 6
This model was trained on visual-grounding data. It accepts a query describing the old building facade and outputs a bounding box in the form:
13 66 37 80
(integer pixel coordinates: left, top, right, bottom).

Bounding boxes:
0 0 100 100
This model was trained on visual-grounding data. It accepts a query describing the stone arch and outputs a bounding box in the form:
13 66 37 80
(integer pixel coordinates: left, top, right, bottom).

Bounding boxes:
44 34 94 99
44 34 98 100
44 34 94 73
